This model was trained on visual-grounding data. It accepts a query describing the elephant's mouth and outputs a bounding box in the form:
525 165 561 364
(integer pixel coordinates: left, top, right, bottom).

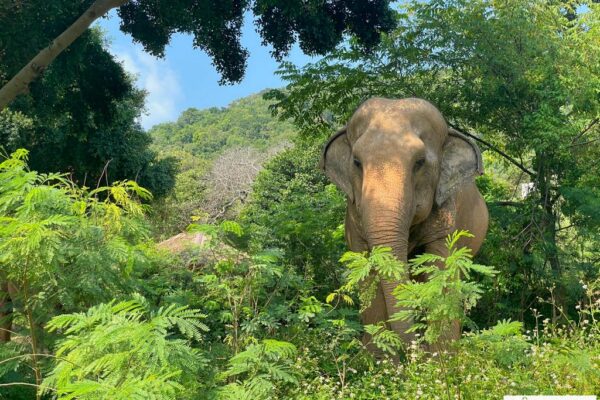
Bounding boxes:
407 244 424 260
407 244 429 283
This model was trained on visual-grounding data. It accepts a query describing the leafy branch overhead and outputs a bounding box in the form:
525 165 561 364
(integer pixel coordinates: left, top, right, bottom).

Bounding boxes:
0 0 397 109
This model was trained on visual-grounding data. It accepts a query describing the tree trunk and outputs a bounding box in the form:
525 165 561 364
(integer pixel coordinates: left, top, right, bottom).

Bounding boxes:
543 203 561 274
0 0 130 110
0 282 12 342
535 152 566 317
535 152 561 275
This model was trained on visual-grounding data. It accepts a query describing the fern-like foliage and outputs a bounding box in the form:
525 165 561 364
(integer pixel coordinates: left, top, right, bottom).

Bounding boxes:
364 323 404 355
339 246 405 287
218 339 299 400
0 149 170 392
390 230 497 344
463 319 529 369
336 246 405 312
42 295 208 399
0 149 160 309
482 319 523 337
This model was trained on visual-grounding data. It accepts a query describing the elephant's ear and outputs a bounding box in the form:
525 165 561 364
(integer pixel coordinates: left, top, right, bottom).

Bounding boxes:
319 127 353 201
435 128 484 207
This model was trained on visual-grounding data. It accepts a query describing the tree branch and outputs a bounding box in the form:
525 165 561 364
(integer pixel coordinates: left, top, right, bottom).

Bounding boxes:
570 117 599 144
0 0 130 110
0 382 55 391
96 158 113 189
490 201 524 207
568 137 600 148
448 123 536 177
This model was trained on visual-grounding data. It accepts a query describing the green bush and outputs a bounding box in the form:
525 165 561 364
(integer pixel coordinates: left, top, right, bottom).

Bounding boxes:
1 149 598 399
241 141 346 296
43 295 207 399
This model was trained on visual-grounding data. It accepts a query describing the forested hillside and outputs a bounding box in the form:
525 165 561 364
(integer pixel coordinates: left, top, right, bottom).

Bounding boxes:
1 1 599 399
148 93 297 237
149 93 296 157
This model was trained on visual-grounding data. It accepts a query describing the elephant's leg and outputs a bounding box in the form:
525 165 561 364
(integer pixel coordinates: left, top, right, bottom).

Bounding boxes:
359 278 388 353
380 277 416 346
423 239 461 351
420 183 488 350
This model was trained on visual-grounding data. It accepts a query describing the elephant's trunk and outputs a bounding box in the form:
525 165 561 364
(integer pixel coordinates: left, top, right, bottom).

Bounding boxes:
362 173 415 343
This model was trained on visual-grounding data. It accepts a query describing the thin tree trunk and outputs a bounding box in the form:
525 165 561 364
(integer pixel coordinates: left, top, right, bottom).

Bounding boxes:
0 282 12 342
26 305 41 399
535 152 566 316
0 0 130 110
543 203 561 274
536 153 561 275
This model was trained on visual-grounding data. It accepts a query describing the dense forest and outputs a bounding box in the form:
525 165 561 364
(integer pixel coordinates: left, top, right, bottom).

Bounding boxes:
1 0 599 399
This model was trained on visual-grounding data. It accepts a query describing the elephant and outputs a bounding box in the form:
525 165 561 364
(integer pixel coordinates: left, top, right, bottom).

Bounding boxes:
319 97 488 349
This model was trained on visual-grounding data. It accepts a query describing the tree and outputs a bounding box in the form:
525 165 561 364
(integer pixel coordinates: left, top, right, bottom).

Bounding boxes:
0 149 164 391
267 0 600 319
147 92 296 237
0 27 177 197
203 145 284 222
148 92 297 158
241 141 347 295
0 0 396 109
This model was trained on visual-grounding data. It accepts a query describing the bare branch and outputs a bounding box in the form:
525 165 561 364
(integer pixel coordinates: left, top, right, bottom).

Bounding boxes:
490 201 525 207
96 159 113 189
0 382 55 391
448 123 536 177
202 144 288 221
570 117 599 144
568 137 600 148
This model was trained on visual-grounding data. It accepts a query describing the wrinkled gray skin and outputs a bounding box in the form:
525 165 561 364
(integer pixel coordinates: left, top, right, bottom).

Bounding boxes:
320 98 488 349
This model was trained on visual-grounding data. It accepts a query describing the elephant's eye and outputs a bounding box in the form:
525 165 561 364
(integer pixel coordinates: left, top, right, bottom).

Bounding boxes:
414 157 426 171
353 158 362 169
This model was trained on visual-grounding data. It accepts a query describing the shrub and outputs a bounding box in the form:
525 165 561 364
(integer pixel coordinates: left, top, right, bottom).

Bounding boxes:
43 295 207 399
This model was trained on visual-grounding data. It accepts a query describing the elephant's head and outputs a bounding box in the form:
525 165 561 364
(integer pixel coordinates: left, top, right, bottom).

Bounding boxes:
320 97 483 264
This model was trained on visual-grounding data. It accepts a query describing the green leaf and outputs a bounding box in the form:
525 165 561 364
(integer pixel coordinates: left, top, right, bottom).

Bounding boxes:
220 220 244 236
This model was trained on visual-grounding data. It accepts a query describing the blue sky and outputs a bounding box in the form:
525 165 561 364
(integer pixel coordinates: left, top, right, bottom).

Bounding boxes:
96 12 317 129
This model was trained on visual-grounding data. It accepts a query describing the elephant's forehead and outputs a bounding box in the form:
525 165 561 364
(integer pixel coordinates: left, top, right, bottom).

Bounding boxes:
358 130 423 154
348 98 446 141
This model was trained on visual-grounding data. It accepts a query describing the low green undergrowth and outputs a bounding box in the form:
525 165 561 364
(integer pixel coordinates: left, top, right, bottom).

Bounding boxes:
291 314 600 399
0 150 598 399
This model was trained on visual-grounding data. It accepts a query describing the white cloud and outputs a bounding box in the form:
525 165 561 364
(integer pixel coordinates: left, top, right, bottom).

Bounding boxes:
112 47 182 130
